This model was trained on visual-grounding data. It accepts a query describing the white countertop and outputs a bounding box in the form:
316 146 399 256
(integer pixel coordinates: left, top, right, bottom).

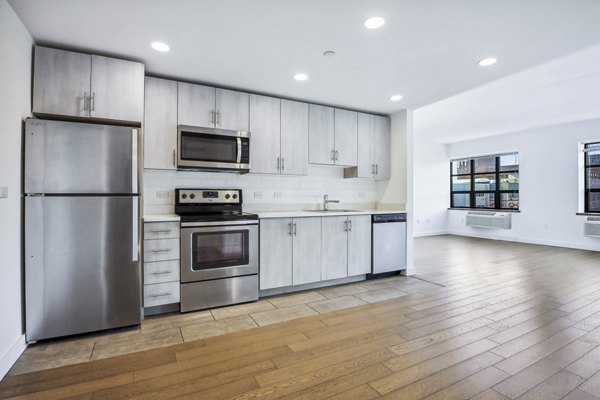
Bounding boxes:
143 214 181 222
256 209 406 219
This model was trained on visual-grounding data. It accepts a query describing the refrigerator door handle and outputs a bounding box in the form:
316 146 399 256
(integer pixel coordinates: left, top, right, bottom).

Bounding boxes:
131 129 138 193
132 197 139 261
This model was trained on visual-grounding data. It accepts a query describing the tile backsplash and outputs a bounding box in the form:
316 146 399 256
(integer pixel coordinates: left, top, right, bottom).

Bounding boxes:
143 165 377 215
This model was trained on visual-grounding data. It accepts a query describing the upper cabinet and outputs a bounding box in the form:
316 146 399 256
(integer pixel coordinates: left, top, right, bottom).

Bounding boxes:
33 46 144 124
178 83 249 132
308 105 358 167
144 77 178 170
345 113 391 180
280 99 309 176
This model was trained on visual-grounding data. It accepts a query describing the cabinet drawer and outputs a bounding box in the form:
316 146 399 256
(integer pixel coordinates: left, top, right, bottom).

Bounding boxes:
144 222 180 240
144 238 180 262
144 260 180 285
144 281 180 307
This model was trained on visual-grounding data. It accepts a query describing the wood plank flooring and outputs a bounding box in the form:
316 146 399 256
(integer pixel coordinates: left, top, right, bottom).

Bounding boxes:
2 235 600 399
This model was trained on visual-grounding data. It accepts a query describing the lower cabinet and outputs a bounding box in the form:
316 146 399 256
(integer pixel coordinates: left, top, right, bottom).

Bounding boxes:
259 217 321 290
143 221 181 307
259 215 371 291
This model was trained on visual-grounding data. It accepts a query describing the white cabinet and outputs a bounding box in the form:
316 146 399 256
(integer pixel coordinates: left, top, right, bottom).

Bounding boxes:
348 113 391 179
250 94 281 174
144 77 178 170
292 217 321 285
280 99 309 176
33 46 144 123
260 218 293 290
177 83 249 131
143 221 181 308
259 217 321 289
321 216 348 280
308 105 358 167
347 215 372 276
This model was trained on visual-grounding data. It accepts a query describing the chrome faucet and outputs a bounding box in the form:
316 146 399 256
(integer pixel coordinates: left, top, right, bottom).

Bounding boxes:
323 194 340 211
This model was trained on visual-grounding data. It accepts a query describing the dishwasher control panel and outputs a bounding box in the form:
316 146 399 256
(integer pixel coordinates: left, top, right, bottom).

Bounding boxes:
372 213 407 223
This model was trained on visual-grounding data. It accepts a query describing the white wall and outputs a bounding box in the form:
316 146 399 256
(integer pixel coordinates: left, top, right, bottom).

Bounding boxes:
446 119 600 251
0 0 32 379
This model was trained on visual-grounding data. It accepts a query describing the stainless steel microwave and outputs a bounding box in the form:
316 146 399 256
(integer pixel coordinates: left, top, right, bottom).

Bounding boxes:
177 125 250 173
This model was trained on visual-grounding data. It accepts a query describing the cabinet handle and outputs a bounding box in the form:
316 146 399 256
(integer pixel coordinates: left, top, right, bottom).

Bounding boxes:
216 110 221 126
281 157 285 172
344 220 348 232
293 223 297 236
277 157 280 171
210 110 214 125
331 150 335 161
348 219 352 232
152 271 172 275
90 92 95 111
335 150 339 161
82 92 88 111
371 164 375 175
288 222 293 236
151 292 172 297
151 248 172 253
151 229 172 233
375 164 378 175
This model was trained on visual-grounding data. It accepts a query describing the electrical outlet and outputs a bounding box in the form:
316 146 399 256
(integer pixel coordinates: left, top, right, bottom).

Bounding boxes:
155 190 170 199
273 192 282 199
253 191 263 199
0 186 7 199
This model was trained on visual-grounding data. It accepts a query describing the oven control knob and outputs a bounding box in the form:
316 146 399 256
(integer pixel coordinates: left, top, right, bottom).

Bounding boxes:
190 193 196 199
181 194 187 199
225 194 231 199
233 194 238 199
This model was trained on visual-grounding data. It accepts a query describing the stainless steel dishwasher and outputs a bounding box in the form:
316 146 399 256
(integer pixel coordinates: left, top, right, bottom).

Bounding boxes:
372 213 407 274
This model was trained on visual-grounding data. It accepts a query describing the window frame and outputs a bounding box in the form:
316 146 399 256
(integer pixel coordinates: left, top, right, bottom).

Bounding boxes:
450 153 519 210
584 142 600 213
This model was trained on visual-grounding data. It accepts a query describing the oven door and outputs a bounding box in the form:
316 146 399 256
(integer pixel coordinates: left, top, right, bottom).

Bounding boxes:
177 125 250 171
180 221 258 283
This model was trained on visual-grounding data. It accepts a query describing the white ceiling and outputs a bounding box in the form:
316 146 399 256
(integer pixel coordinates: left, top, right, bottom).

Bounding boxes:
8 0 600 114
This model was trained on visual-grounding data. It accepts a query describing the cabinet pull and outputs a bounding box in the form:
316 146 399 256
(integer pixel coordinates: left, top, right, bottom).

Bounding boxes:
344 220 348 232
210 110 215 126
173 149 176 167
293 223 297 236
281 157 285 171
216 110 221 126
331 150 335 161
152 248 172 253
90 92 95 111
152 271 172 275
335 150 339 161
348 219 352 232
82 92 88 111
151 292 172 297
277 157 280 171
371 164 375 175
288 222 293 236
151 229 172 233
375 164 378 175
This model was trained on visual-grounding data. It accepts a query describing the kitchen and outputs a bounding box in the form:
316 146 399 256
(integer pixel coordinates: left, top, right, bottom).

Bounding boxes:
3 1 600 399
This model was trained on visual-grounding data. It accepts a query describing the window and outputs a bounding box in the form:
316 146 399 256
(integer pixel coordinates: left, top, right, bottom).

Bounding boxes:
450 153 519 210
585 142 600 213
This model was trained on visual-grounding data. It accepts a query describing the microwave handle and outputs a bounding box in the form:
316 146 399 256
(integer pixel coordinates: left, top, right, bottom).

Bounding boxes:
236 137 242 164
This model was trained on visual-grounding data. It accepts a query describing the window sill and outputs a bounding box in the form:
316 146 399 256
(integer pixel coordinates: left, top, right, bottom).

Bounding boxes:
576 212 600 216
448 207 521 213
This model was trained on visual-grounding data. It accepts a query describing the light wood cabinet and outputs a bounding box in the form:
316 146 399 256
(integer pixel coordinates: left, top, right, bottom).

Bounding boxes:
250 94 281 174
143 221 181 308
374 115 391 180
346 113 391 179
347 215 372 276
216 88 249 131
259 218 293 290
33 46 144 123
144 77 178 170
334 109 358 166
308 104 335 165
321 216 348 280
292 217 321 285
280 99 309 176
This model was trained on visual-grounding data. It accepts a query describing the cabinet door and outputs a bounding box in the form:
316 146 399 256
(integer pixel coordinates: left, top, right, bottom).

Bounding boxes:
374 115 391 180
90 55 144 123
292 217 322 285
216 88 249 131
250 94 281 174
321 216 348 281
260 218 293 290
144 77 178 170
280 99 309 176
178 82 216 128
334 109 358 166
347 215 372 276
33 46 91 118
308 104 335 165
357 113 375 178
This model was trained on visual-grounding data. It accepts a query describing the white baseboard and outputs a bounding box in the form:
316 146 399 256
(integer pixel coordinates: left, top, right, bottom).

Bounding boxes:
447 230 600 252
413 230 449 238
0 334 26 381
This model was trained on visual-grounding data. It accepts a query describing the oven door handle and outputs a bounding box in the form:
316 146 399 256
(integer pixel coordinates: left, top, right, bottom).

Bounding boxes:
236 137 242 164
181 220 258 228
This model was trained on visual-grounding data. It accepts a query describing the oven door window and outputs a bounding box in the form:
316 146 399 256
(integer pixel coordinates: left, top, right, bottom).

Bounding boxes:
191 230 249 270
180 132 238 163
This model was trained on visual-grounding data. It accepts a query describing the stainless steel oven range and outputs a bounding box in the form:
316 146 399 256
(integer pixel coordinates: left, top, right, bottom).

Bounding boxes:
176 188 258 312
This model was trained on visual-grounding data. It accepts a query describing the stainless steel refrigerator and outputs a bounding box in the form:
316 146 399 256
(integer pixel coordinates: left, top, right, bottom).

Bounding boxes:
24 118 141 342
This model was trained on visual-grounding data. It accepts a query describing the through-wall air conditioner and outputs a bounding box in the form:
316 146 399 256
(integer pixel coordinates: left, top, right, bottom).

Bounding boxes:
465 211 512 229
584 217 600 238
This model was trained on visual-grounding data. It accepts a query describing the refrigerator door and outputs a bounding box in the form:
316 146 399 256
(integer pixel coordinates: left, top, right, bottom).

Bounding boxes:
25 118 138 194
25 195 141 341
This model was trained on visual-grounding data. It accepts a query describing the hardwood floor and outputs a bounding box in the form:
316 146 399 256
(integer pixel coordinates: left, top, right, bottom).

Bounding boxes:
2 235 600 399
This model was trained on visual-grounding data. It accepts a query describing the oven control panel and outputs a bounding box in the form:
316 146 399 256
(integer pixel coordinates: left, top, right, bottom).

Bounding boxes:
177 189 241 204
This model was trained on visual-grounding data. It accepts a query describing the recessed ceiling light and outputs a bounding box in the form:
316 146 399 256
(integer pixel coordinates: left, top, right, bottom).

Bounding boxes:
364 17 385 29
294 73 309 81
478 57 497 67
151 42 170 52
390 95 403 102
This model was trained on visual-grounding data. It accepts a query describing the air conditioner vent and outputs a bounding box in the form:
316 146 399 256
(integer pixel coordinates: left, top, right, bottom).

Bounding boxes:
584 217 600 238
465 211 511 229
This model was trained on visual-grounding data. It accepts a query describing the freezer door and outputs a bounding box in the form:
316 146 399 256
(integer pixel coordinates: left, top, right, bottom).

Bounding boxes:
25 119 138 194
25 196 141 341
